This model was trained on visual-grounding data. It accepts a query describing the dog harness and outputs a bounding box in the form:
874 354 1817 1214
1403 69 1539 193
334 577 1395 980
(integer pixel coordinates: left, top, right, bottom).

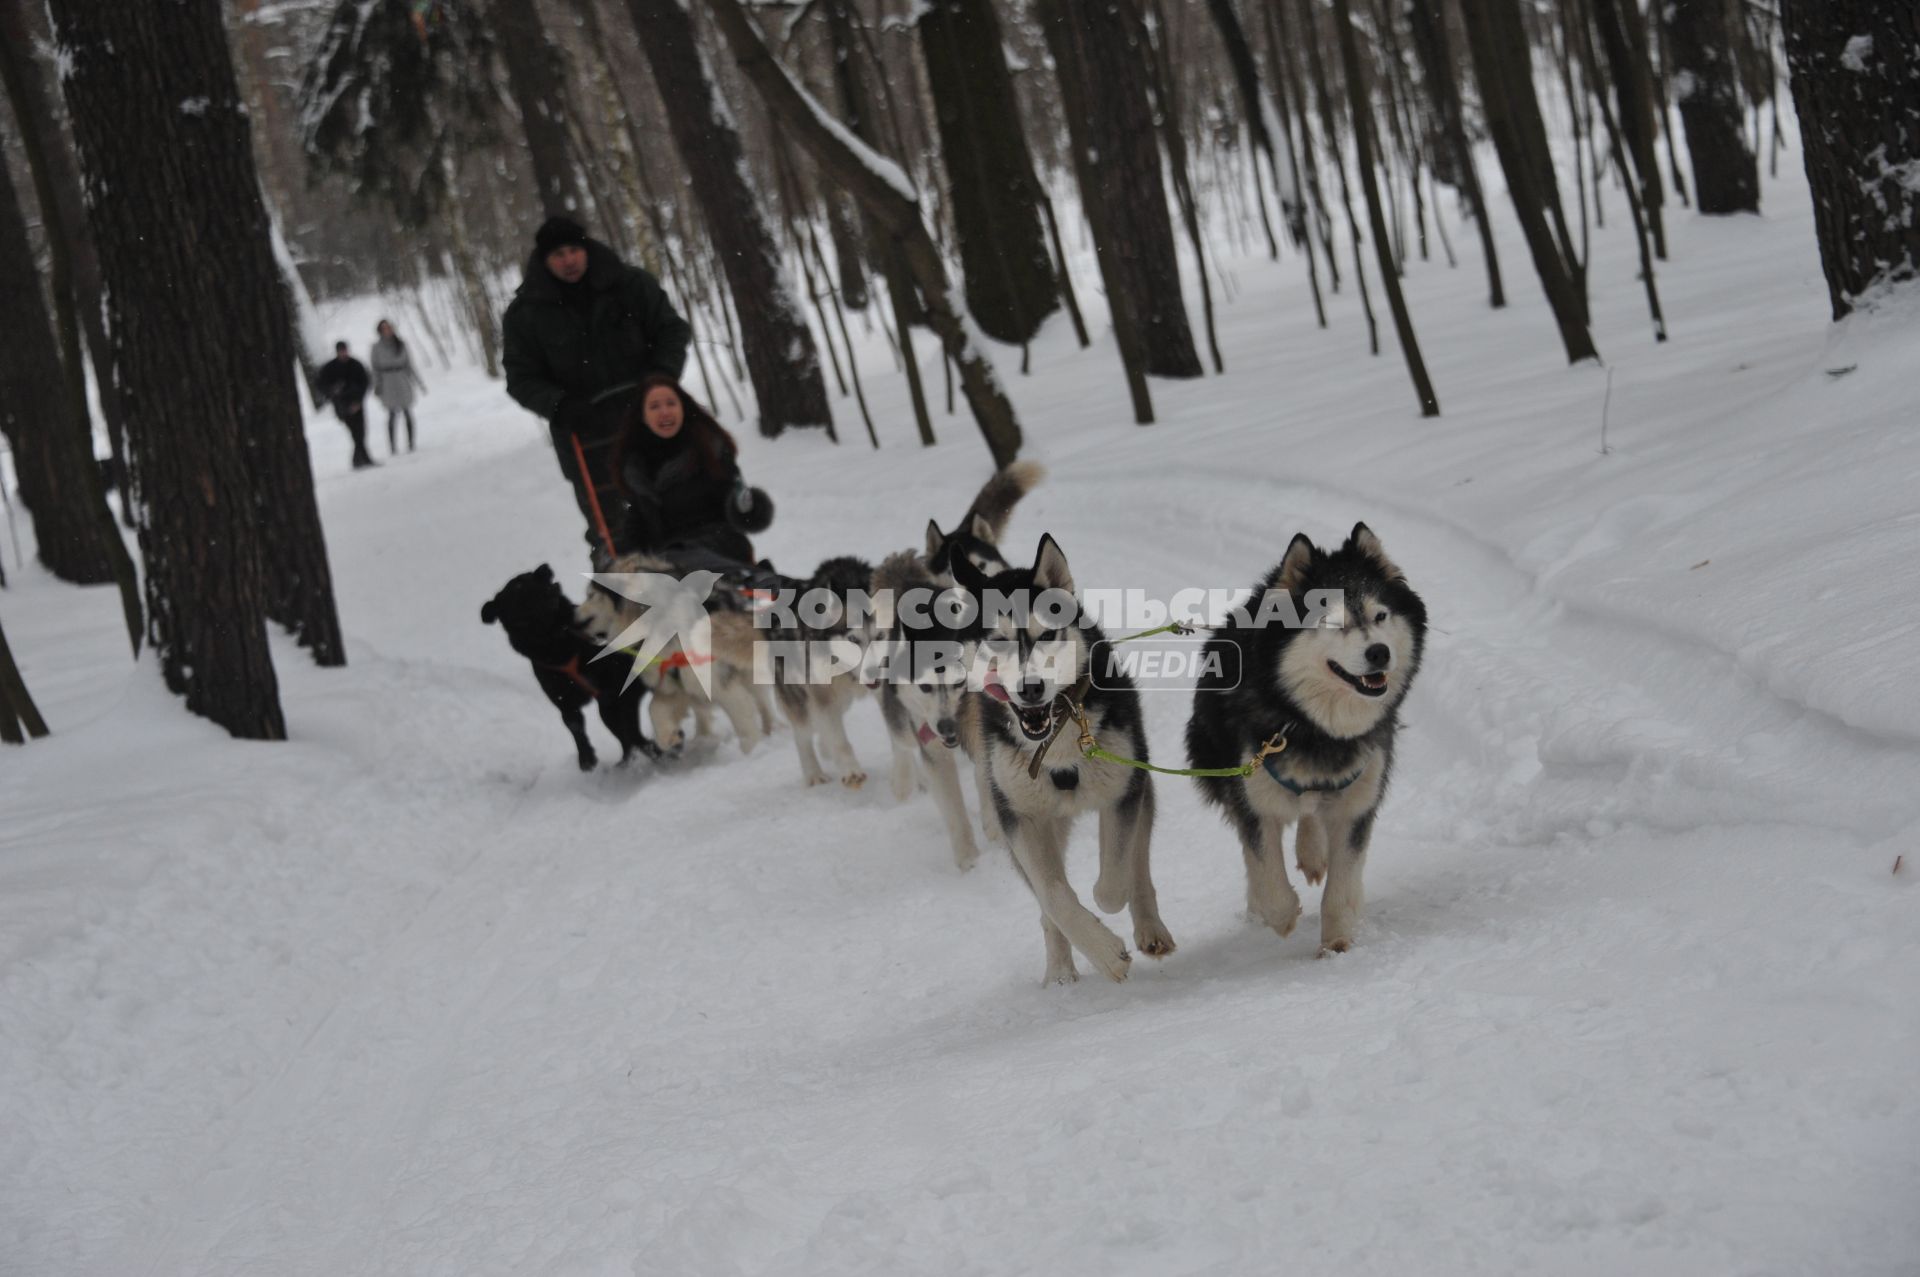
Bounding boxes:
1261 754 1365 796
540 654 602 699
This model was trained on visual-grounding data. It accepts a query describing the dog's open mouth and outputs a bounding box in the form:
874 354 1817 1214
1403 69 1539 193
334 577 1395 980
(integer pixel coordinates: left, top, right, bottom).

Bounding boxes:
1012 699 1057 741
1329 660 1389 698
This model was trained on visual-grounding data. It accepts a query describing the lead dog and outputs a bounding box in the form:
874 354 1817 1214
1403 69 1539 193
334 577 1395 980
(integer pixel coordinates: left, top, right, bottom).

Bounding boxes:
1185 524 1426 955
954 535 1175 984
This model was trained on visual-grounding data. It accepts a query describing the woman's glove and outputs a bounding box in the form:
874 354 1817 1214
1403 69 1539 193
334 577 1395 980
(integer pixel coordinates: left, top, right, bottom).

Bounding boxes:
726 482 775 534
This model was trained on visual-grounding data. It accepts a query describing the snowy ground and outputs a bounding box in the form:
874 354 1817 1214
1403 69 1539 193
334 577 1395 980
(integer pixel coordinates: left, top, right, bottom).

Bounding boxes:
3 151 1917 1276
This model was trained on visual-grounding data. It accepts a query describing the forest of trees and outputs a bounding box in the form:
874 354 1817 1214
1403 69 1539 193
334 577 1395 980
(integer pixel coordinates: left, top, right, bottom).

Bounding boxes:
0 0 1915 738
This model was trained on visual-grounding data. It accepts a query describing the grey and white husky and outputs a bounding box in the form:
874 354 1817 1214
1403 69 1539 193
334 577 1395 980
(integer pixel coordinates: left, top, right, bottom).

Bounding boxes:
768 554 876 788
1185 524 1426 955
954 535 1175 985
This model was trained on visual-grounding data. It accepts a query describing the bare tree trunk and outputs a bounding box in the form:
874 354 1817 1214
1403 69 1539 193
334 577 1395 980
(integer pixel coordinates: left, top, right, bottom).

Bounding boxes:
1143 0 1225 373
47 0 288 738
0 149 123 587
918 0 1059 343
0 0 134 528
1406 0 1505 307
1207 0 1306 241
702 0 1022 465
0 608 50 743
1037 0 1203 381
491 0 593 216
1333 0 1441 415
1300 0 1381 354
1780 0 1920 319
627 0 832 436
1666 0 1761 213
0 8 144 651
1589 0 1667 257
1459 0 1600 362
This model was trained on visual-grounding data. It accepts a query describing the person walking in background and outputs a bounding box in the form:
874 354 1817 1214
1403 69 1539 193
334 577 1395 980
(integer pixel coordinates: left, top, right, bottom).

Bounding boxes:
502 216 692 561
315 340 376 470
370 319 424 455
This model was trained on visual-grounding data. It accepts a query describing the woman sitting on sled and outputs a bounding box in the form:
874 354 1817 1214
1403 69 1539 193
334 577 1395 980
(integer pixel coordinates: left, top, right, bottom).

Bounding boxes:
610 376 775 576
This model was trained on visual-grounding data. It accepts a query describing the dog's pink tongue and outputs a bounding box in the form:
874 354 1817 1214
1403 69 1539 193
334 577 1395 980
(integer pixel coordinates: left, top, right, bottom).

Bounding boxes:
916 723 937 746
984 679 1012 702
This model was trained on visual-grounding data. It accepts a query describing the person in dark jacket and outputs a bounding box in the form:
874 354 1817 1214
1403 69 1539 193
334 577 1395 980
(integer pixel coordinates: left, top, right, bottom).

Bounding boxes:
314 340 377 470
502 216 692 558
612 377 768 567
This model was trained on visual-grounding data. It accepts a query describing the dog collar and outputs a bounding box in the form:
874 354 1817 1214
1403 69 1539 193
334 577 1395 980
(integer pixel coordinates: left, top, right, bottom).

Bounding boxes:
1262 754 1364 796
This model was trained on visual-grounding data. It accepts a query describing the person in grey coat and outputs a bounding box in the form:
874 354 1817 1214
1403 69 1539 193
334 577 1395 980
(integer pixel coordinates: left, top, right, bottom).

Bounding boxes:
370 319 425 454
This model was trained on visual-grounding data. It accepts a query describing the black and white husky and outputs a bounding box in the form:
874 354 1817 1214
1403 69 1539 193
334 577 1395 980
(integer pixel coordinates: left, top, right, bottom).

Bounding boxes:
954 535 1176 985
866 461 1047 865
1185 524 1426 955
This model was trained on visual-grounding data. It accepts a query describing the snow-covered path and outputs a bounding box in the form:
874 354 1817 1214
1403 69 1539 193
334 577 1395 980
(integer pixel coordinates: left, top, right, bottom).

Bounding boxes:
3 159 1916 1275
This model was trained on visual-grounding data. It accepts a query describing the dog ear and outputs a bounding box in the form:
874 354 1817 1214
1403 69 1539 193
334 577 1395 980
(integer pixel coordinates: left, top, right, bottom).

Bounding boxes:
1277 533 1316 595
1032 533 1074 597
969 512 994 545
1347 522 1405 582
536 563 554 582
481 600 499 625
949 540 993 596
925 519 946 562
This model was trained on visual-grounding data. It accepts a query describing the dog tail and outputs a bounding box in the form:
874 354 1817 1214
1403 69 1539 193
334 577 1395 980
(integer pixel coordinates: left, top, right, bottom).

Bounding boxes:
961 460 1046 545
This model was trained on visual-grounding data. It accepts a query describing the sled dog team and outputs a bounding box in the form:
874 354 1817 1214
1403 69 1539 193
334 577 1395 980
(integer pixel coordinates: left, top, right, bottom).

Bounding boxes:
485 464 1426 985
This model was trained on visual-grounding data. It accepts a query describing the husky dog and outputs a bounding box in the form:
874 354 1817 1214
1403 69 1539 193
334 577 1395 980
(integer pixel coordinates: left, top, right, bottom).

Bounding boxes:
481 565 662 771
575 554 769 756
1185 524 1426 955
767 554 876 787
864 461 1047 860
869 550 983 869
924 459 1046 582
954 535 1175 985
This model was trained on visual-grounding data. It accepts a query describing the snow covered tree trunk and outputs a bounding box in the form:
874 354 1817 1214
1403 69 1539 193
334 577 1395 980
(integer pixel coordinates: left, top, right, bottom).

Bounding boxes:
0 148 122 590
1458 0 1600 362
47 0 291 739
1666 0 1760 214
700 0 1023 465
626 0 831 436
1780 0 1920 318
917 0 1059 344
490 0 592 217
1036 0 1202 381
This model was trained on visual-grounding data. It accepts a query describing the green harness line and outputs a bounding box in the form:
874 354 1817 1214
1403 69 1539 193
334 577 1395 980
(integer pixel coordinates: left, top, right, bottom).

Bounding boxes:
1025 622 1295 781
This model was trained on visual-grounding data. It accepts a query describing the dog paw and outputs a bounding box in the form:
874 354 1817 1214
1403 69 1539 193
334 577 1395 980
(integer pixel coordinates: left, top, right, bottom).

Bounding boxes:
1318 938 1353 957
805 773 830 787
841 770 866 789
1133 917 1176 959
577 754 598 773
952 841 980 872
1253 896 1302 939
890 768 915 803
1297 860 1326 887
1043 961 1079 986
1084 930 1132 983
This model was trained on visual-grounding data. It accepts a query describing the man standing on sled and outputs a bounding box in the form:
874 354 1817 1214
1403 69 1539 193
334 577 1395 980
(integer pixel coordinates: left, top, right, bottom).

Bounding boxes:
502 216 692 561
